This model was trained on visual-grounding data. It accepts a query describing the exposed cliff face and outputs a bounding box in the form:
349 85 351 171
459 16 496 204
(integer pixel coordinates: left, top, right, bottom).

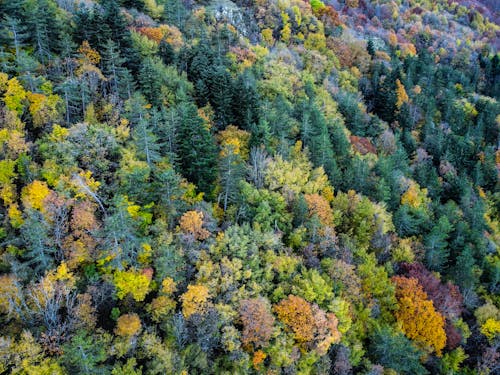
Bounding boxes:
207 0 259 40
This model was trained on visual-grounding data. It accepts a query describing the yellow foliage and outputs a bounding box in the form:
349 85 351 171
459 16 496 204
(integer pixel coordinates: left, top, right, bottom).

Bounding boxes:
21 180 51 210
480 318 500 341
114 269 151 302
0 159 16 185
0 274 21 316
281 23 291 43
179 210 210 240
49 124 69 142
50 262 76 288
26 92 61 127
401 182 429 209
8 203 24 228
115 313 142 337
305 32 326 51
148 295 176 322
395 79 409 109
393 276 446 356
138 243 153 265
3 77 26 115
1 184 16 206
78 41 101 65
160 277 177 295
217 125 251 159
181 284 210 318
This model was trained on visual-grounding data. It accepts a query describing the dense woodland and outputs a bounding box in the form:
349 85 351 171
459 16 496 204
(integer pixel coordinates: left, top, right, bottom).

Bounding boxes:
0 0 499 373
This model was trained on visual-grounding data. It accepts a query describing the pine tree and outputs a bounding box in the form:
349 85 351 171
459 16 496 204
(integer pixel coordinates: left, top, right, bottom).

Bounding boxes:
424 216 452 272
126 93 161 166
101 39 134 100
176 101 218 193
20 210 56 276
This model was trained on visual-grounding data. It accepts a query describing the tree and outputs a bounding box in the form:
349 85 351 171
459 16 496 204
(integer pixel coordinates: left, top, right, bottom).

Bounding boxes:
395 79 409 109
181 284 210 318
424 216 453 272
115 313 142 337
369 327 428 375
239 297 275 349
176 101 218 193
113 269 151 302
179 210 210 240
20 209 56 275
392 276 447 356
217 126 248 211
101 39 134 100
61 331 110 374
126 93 161 166
274 295 315 342
402 262 463 320
2 331 65 374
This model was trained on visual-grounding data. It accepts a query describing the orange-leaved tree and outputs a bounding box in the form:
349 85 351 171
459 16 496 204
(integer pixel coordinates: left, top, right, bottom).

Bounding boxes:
392 276 446 356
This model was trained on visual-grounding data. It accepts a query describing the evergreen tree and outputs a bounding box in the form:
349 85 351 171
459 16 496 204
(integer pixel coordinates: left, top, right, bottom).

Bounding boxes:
126 93 161 166
369 327 428 375
176 101 218 193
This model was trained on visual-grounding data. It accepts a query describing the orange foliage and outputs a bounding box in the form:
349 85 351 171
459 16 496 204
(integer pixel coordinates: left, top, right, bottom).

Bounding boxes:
252 350 267 369
137 27 164 43
400 43 417 57
304 193 334 226
350 135 377 155
274 295 315 342
136 25 183 49
392 276 446 356
316 5 342 27
179 210 210 240
388 31 398 47
115 313 142 337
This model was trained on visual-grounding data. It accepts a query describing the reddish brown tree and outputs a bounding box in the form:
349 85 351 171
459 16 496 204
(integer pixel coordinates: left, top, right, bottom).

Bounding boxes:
239 297 275 349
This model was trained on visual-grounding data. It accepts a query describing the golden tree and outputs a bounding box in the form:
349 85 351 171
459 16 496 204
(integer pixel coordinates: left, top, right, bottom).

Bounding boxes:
180 284 210 318
304 193 334 226
179 210 210 240
115 313 142 337
395 79 409 109
274 295 315 342
392 276 446 356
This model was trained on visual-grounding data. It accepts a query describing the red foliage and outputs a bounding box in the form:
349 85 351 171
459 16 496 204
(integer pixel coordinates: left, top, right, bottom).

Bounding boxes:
350 136 377 155
445 321 462 350
316 5 342 28
401 262 463 320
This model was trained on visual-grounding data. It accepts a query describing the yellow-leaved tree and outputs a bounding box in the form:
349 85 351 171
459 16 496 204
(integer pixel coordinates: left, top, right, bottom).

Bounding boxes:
181 284 211 318
392 276 446 356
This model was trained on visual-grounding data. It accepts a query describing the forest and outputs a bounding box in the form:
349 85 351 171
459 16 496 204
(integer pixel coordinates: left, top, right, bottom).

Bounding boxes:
0 0 499 373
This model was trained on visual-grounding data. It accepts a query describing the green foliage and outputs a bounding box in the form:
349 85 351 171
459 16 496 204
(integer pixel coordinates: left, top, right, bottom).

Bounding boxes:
370 327 428 375
0 0 497 372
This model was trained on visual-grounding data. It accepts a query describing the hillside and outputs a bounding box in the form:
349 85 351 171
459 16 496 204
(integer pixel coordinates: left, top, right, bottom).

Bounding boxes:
0 0 499 373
